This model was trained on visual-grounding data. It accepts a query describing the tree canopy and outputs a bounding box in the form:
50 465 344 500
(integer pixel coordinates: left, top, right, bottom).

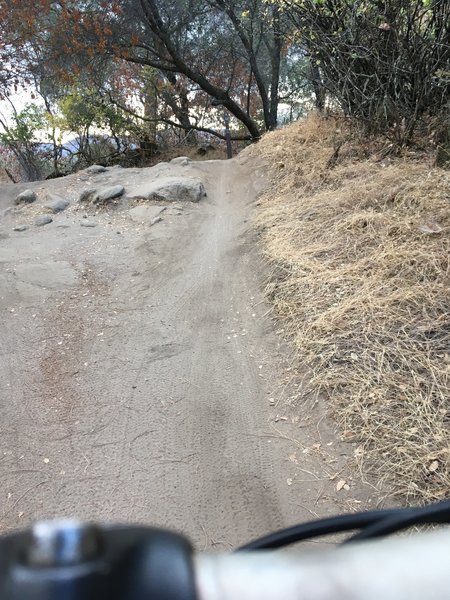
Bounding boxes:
0 0 448 180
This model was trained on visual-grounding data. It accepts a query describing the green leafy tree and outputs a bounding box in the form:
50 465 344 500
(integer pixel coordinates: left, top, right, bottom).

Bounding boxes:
0 102 48 180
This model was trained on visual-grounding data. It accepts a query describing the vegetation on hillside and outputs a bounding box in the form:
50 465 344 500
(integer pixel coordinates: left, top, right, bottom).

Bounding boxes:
250 114 450 501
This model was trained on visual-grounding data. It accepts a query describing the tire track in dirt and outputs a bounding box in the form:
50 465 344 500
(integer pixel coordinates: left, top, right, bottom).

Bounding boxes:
0 157 373 544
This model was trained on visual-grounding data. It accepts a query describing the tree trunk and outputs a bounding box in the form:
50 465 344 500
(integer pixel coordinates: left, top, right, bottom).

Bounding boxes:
309 59 325 112
268 5 282 129
164 72 197 144
142 66 158 146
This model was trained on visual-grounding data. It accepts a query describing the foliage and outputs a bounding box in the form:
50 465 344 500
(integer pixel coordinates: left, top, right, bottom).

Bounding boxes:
58 87 138 168
280 0 450 144
2 0 298 140
0 144 21 182
2 0 447 170
0 103 49 180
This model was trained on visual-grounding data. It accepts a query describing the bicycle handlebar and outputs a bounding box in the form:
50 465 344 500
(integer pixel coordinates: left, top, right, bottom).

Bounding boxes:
197 528 450 599
0 519 448 599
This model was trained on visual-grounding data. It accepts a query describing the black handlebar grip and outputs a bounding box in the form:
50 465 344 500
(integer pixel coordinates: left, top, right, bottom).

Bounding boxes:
0 523 198 600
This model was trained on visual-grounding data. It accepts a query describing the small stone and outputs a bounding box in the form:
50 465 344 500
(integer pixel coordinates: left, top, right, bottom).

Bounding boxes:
170 156 190 166
150 216 163 226
94 185 125 204
35 215 53 227
44 194 70 213
86 165 107 173
80 221 97 228
13 225 28 232
15 189 37 205
79 189 97 203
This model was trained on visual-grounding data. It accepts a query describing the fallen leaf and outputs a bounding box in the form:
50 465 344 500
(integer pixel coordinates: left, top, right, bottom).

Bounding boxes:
428 460 439 473
336 479 347 491
418 222 443 235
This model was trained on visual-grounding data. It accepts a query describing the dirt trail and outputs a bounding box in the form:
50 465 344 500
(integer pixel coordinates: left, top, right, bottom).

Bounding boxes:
0 157 370 548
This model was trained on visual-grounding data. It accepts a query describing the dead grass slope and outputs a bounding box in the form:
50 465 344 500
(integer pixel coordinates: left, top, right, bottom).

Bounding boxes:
250 113 450 502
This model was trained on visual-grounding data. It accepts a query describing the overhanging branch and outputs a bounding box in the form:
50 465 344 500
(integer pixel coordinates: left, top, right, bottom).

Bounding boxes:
104 92 252 141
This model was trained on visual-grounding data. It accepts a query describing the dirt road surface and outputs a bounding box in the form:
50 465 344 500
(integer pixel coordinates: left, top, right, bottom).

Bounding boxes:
0 157 370 549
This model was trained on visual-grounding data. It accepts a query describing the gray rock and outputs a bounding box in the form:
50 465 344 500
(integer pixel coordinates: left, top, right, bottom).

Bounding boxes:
44 194 70 213
79 188 96 203
35 215 53 227
86 165 107 173
94 185 125 204
13 225 28 232
128 177 206 203
80 221 97 227
15 189 37 205
171 156 190 166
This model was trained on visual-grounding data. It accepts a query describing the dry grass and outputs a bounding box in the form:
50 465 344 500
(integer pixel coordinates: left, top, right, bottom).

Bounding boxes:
249 113 450 502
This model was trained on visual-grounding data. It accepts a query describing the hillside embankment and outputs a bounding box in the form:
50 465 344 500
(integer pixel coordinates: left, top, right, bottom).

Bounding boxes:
249 114 450 502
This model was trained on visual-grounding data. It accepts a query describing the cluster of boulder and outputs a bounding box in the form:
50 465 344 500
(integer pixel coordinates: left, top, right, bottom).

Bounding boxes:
78 159 206 206
14 190 70 229
11 157 207 231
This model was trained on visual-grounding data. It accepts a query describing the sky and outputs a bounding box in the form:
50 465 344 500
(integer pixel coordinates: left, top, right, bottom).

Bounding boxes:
0 89 43 123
